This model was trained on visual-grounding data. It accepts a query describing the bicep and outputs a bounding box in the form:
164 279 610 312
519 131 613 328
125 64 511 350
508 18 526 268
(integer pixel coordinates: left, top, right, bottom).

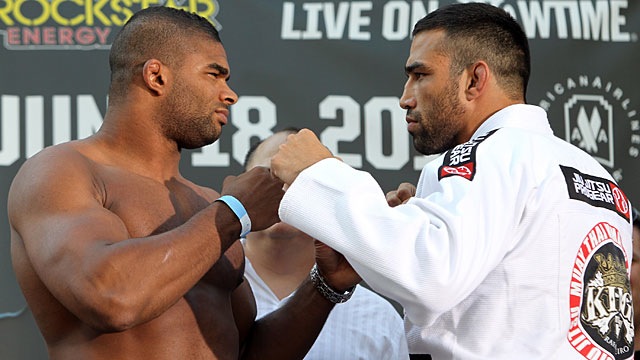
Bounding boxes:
8 159 129 302
24 208 129 272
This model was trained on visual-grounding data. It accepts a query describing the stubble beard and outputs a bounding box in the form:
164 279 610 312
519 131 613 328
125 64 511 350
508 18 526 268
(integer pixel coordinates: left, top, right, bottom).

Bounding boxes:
161 86 221 150
410 82 465 155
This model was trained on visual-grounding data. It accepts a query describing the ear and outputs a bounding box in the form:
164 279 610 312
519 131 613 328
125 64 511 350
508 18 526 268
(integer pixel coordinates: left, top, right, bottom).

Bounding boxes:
142 59 167 96
464 61 489 101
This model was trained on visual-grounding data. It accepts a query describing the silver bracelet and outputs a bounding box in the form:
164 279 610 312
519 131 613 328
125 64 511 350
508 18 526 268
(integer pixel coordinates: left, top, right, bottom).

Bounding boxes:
310 264 356 304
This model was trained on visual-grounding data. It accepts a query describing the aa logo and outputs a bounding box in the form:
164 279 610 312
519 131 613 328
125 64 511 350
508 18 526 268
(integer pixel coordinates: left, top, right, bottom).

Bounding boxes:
538 75 639 182
565 94 614 167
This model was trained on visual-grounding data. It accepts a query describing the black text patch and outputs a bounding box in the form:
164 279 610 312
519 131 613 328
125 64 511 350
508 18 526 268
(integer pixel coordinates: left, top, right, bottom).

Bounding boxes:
560 165 631 221
438 130 498 181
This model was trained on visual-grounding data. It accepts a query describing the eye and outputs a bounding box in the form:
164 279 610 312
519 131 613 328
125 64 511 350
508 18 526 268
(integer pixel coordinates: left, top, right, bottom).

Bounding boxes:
405 71 427 80
209 72 232 83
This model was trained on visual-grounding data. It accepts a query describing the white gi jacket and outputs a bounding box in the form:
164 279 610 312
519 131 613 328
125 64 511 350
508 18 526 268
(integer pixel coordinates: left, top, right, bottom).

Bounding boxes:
279 104 634 360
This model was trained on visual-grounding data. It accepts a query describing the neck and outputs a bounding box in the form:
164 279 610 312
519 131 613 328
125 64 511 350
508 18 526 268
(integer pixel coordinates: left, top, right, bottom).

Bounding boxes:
462 99 523 143
90 104 182 181
245 230 315 273
244 228 316 299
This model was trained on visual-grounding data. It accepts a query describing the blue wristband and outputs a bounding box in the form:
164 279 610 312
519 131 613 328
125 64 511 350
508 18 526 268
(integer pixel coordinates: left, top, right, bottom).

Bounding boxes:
215 195 252 238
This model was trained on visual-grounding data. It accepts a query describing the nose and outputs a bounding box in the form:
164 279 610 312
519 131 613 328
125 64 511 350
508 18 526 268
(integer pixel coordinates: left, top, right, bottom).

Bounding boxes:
220 82 238 105
399 81 416 110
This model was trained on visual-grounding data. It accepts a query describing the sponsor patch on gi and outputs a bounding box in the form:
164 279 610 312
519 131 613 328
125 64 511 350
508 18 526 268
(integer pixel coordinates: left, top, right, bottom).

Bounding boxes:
568 222 633 359
438 130 498 181
560 166 631 221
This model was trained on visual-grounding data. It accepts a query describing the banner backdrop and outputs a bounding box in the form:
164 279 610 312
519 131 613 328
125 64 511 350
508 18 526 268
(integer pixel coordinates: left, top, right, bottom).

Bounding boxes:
1 1 638 358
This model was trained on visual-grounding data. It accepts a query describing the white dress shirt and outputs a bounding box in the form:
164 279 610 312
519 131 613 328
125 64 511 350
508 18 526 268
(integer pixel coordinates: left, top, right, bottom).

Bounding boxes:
244 257 410 360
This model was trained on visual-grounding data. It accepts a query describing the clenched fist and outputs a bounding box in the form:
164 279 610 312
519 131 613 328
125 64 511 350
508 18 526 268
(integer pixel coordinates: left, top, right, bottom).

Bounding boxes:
270 129 334 186
386 182 416 207
221 167 284 232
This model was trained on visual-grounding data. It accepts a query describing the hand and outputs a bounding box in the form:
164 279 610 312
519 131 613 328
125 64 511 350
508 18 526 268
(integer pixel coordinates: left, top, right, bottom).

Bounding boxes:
271 129 333 186
385 182 416 207
221 167 284 232
313 240 361 292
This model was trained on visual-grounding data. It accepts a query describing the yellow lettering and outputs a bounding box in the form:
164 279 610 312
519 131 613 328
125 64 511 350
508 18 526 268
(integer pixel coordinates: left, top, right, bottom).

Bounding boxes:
192 0 215 19
85 0 113 26
139 0 163 9
0 0 14 25
0 0 220 37
93 0 111 26
165 0 189 12
110 0 134 27
14 0 50 26
84 0 93 26
51 0 85 26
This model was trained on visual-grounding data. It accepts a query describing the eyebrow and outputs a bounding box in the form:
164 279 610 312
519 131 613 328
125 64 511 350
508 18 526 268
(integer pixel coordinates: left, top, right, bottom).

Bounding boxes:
405 61 425 75
208 63 230 79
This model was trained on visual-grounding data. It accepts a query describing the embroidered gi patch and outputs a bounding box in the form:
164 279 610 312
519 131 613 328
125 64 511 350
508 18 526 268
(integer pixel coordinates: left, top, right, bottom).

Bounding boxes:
560 166 631 221
567 222 633 359
438 130 498 181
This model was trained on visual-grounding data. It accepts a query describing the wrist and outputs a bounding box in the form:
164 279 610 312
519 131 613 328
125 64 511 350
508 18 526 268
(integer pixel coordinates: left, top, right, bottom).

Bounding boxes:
215 195 251 238
309 264 356 304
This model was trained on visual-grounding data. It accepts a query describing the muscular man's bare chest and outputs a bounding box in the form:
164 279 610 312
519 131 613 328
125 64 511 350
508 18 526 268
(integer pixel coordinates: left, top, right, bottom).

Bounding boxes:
96 165 246 287
100 172 208 234
85 166 249 355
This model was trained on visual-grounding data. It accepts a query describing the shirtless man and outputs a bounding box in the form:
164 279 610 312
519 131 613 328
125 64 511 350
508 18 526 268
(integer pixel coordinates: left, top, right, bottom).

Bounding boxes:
8 7 359 360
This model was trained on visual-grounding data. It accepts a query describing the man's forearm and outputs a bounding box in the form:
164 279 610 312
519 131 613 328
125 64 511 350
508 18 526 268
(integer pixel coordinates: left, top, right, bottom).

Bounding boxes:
240 277 335 360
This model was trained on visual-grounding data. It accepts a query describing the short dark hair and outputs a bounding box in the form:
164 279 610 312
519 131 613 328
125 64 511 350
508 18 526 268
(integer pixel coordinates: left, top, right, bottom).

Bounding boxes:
413 3 530 101
243 127 301 170
108 6 221 103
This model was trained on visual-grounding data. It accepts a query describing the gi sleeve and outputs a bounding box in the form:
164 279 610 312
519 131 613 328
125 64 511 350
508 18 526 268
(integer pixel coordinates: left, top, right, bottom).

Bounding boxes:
279 134 529 326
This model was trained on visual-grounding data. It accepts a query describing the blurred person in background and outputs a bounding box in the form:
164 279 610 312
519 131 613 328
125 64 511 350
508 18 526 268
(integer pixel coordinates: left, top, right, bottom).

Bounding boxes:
243 128 409 360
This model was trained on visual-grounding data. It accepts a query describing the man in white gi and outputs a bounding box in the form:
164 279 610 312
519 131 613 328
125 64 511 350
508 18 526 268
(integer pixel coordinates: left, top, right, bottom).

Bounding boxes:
270 3 635 360
243 129 410 360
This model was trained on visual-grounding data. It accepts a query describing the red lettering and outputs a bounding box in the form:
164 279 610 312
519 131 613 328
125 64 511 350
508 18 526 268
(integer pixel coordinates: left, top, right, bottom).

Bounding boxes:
76 27 95 45
2 26 111 48
94 27 111 44
23 27 40 45
58 27 73 45
43 27 56 45
7 27 19 44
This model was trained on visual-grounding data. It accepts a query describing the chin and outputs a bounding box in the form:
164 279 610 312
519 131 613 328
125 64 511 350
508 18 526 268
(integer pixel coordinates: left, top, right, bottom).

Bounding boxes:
182 135 219 149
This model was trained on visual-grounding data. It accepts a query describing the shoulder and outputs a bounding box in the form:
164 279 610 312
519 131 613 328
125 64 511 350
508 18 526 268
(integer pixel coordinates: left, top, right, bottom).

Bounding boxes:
8 141 100 219
11 141 96 192
21 139 87 164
